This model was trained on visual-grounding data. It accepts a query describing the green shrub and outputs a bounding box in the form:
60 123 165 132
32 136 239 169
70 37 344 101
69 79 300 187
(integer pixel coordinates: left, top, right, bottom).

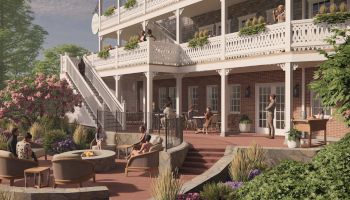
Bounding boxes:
73 125 87 149
235 133 350 200
124 36 139 50
43 129 67 152
314 12 350 24
239 23 266 36
124 0 136 9
151 168 183 200
0 134 7 150
97 49 110 59
239 115 251 124
229 149 251 182
246 143 266 170
103 6 115 17
188 31 209 48
29 122 45 140
200 182 235 200
287 127 302 141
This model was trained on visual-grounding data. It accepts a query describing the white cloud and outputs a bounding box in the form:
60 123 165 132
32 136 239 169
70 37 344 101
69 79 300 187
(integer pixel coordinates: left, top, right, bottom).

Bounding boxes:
30 0 97 18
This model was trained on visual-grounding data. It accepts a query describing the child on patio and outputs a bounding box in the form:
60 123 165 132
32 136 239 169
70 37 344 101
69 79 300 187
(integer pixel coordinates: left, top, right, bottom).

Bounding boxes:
129 134 152 157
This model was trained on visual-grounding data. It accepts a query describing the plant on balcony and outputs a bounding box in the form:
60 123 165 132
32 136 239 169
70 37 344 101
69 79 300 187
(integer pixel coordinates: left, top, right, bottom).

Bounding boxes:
124 0 137 9
188 30 209 48
103 6 116 17
239 16 266 36
314 2 350 24
97 47 110 59
124 36 139 50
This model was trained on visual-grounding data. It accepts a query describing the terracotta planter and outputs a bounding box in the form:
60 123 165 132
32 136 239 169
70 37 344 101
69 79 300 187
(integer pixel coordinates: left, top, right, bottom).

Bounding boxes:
287 139 300 148
239 123 251 133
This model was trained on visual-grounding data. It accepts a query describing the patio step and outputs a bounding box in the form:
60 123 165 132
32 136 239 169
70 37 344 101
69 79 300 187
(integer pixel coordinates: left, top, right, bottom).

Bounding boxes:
179 147 225 176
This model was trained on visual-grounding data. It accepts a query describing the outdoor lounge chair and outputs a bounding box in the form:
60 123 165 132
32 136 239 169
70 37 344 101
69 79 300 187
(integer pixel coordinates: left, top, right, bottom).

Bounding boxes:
52 154 95 188
0 150 38 186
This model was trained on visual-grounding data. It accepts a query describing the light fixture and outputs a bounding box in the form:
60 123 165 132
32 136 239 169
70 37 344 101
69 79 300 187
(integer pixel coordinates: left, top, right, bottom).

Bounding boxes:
245 86 251 98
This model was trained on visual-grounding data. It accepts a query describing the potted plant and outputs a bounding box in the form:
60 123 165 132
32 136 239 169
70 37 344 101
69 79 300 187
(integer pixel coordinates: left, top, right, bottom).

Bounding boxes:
239 115 252 133
287 128 302 148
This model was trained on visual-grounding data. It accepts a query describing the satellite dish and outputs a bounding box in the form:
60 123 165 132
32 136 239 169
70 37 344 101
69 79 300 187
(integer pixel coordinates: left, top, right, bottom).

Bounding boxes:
91 13 99 35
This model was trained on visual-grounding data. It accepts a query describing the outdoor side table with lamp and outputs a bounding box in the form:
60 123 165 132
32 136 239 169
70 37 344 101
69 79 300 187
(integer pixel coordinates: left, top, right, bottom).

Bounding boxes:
292 119 328 148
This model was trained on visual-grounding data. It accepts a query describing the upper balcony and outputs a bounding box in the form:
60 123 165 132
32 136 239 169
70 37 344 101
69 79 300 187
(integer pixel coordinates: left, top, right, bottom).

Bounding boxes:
88 18 349 73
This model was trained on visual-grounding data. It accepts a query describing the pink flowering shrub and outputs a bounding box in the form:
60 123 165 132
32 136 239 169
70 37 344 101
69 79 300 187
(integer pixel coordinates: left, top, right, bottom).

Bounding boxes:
0 74 82 126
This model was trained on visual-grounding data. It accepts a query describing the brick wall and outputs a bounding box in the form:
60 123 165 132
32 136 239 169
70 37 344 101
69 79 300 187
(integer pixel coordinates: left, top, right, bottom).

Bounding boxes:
150 68 349 138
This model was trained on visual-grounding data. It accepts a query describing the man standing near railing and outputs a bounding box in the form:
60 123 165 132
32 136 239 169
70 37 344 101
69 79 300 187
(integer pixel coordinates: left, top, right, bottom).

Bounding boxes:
78 58 85 77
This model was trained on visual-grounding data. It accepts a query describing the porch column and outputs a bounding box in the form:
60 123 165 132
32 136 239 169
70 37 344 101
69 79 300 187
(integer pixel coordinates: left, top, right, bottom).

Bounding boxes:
117 30 122 47
301 67 306 118
285 0 293 52
98 36 104 51
175 74 184 116
218 69 231 137
145 72 156 132
281 63 297 144
143 78 147 123
175 9 184 44
98 0 103 51
142 20 149 31
220 0 227 60
114 75 121 100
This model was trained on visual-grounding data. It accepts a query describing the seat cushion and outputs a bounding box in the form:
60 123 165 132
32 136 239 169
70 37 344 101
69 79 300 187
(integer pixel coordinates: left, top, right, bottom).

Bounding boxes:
150 144 163 152
105 132 116 145
150 135 163 145
0 150 16 158
32 148 45 158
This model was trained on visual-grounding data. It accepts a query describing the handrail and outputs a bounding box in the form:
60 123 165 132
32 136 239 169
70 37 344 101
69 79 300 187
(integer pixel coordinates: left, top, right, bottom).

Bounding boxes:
64 55 103 119
83 55 125 112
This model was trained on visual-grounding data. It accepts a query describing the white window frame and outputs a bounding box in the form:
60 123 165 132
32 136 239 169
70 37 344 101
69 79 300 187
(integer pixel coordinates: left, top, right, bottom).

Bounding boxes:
310 92 332 118
188 86 199 110
229 84 241 114
206 85 219 112
159 87 167 110
308 0 333 18
238 13 256 29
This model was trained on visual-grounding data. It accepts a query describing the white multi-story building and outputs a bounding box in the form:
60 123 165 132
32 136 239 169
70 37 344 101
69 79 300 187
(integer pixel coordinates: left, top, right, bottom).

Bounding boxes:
61 0 350 139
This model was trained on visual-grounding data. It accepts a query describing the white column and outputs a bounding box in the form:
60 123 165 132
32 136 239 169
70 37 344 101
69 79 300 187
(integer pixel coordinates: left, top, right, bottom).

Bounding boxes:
281 63 295 144
218 69 231 137
145 72 156 132
142 20 148 31
301 0 306 19
98 0 103 51
117 30 122 47
143 78 147 123
175 9 184 44
220 0 226 60
98 36 104 51
301 67 306 119
114 75 121 100
285 0 293 52
175 74 184 116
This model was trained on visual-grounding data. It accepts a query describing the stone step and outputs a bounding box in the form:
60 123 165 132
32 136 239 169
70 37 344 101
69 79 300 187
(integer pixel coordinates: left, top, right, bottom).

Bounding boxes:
182 161 212 169
186 151 224 158
179 167 206 175
188 148 226 153
184 156 220 164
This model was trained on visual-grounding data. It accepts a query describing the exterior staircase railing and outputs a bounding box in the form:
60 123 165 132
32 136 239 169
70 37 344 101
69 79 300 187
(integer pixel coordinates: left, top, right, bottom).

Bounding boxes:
62 54 103 123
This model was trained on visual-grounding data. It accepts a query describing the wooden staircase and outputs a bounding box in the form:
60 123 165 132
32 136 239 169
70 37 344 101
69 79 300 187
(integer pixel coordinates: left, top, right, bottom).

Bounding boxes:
180 147 225 175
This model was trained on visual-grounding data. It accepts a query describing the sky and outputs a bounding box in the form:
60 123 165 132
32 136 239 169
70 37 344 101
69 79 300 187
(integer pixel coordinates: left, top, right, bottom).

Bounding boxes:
30 0 100 57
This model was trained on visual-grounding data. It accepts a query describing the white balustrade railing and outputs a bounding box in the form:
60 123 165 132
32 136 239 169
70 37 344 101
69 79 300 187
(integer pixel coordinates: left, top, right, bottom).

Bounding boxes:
149 41 179 66
120 0 145 23
64 55 102 119
180 36 222 65
226 23 286 59
83 56 125 113
146 0 177 13
92 20 350 70
291 19 348 51
90 49 117 69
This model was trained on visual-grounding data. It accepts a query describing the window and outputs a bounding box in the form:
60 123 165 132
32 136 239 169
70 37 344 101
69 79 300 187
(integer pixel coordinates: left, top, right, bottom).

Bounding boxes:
309 0 331 17
188 86 199 110
207 85 219 112
311 92 331 117
159 87 167 110
238 13 256 29
230 85 241 113
169 87 176 109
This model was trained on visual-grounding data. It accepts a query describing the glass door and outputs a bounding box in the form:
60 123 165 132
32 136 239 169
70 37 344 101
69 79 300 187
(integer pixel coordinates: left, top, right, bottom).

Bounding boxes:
256 83 285 135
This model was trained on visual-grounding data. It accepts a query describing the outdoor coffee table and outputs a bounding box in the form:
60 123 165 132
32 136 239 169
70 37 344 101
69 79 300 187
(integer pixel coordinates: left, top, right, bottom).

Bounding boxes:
24 167 50 188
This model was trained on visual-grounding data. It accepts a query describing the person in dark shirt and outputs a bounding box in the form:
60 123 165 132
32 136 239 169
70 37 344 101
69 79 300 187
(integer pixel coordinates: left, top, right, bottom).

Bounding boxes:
78 58 85 77
7 128 19 157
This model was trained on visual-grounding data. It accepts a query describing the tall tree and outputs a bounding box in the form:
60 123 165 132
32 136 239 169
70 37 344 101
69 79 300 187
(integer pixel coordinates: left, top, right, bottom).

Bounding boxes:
0 0 47 88
33 44 89 76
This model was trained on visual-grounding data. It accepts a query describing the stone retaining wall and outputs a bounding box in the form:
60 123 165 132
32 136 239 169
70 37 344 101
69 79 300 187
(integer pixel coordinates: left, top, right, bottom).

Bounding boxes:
0 185 109 200
182 146 322 193
159 141 190 173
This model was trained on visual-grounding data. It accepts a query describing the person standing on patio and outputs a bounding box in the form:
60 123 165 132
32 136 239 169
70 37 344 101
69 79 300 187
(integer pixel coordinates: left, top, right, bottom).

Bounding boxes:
7 128 19 157
266 94 276 139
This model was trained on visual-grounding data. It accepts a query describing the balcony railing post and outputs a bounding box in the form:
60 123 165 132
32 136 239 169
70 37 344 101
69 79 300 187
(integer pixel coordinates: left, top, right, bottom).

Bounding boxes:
147 40 151 64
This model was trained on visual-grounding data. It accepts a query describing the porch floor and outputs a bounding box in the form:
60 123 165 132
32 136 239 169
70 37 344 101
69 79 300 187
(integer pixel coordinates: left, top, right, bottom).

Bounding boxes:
3 132 288 200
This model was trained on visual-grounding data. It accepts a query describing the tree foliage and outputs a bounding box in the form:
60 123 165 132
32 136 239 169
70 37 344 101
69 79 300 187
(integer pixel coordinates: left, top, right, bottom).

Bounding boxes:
0 74 82 126
33 44 89 76
0 0 47 88
309 29 350 127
